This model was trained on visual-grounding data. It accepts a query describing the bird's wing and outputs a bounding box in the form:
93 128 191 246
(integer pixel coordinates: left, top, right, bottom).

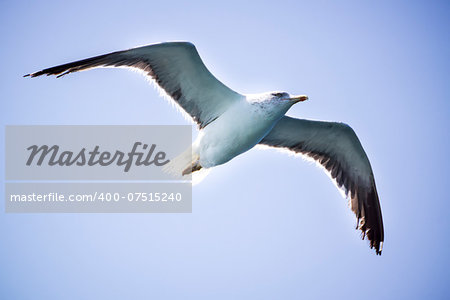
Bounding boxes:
25 42 243 128
259 116 384 254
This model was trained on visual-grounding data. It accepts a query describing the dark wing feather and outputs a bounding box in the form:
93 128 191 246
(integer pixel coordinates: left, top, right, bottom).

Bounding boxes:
260 116 384 254
25 42 243 128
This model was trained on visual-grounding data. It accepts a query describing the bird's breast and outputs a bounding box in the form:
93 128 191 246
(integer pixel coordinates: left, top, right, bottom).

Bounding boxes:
195 102 281 167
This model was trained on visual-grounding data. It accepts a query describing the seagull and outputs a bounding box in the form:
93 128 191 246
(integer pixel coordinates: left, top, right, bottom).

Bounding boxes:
25 41 384 255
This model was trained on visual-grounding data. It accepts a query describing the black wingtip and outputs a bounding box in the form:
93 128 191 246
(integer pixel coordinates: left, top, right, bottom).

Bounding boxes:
23 70 54 78
360 227 383 256
24 71 42 78
365 233 383 255
370 242 383 255
375 241 383 255
373 246 382 256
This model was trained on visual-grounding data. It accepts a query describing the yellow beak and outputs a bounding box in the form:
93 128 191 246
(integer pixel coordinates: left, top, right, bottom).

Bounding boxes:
288 95 308 103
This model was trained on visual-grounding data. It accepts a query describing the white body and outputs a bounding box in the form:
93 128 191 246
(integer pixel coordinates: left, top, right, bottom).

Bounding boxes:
194 95 290 168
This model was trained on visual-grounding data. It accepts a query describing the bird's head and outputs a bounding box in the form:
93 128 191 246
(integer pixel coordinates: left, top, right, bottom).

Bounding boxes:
268 91 308 104
248 91 308 118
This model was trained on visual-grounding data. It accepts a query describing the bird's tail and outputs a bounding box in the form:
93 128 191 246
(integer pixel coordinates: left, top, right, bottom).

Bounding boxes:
163 146 211 185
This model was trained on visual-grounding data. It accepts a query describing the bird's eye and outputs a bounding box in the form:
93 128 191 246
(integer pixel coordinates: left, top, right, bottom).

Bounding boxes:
272 92 284 97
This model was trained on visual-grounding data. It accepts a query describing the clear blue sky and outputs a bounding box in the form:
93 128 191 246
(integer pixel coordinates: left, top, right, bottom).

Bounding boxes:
1 1 449 299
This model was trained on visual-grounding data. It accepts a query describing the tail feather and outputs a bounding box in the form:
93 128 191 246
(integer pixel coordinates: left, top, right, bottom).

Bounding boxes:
163 146 196 178
163 147 211 185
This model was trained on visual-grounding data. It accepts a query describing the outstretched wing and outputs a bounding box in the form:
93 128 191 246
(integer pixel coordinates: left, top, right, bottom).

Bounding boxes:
260 116 384 255
25 42 243 128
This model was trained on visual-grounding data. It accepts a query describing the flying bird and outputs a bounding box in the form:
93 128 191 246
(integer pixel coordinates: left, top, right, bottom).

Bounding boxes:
25 41 384 254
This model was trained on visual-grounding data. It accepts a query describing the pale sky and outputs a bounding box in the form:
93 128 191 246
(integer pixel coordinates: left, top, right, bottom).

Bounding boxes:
1 1 449 299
